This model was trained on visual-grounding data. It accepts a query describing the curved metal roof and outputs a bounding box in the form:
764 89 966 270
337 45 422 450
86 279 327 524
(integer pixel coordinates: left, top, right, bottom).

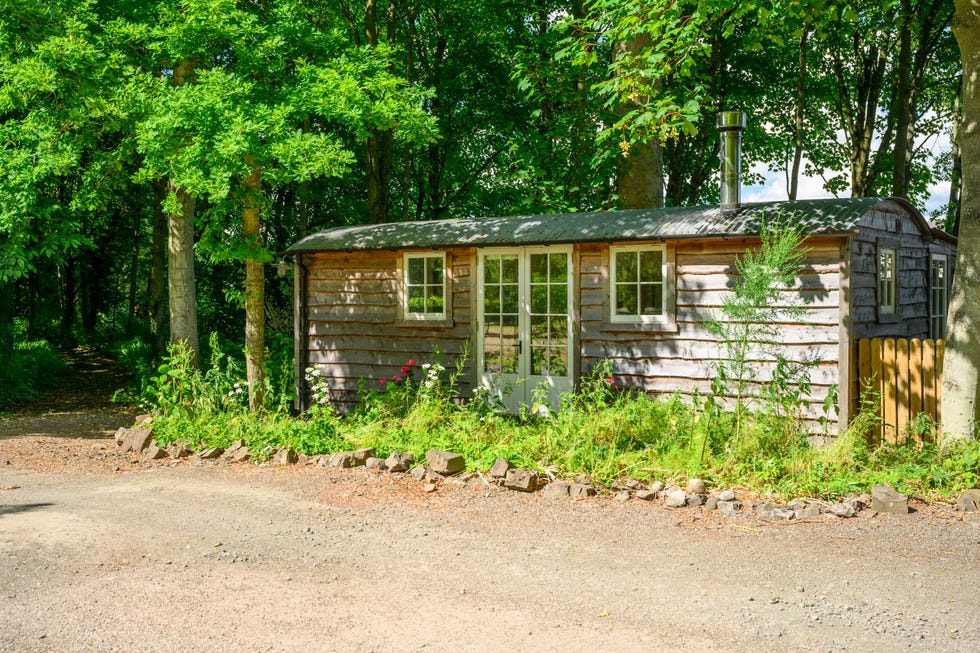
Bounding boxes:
286 197 918 253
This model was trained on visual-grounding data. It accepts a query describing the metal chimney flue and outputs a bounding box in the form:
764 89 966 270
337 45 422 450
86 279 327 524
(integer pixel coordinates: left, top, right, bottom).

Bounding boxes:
717 111 747 215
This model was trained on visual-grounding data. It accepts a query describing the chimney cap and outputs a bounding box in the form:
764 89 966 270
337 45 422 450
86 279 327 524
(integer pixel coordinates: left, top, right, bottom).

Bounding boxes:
717 111 747 131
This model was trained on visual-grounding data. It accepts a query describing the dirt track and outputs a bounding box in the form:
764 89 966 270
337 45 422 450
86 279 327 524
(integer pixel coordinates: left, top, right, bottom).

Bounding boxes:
1 350 978 652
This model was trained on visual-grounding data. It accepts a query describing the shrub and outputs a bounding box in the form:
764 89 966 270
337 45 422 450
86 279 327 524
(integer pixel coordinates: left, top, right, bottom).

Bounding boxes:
0 340 68 407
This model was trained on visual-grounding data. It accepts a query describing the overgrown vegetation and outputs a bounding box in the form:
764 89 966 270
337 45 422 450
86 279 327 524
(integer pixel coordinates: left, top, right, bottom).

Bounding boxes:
136 341 979 502
0 336 67 408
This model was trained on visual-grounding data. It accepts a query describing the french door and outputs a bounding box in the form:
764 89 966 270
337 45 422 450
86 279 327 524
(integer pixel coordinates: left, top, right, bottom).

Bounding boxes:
476 246 573 412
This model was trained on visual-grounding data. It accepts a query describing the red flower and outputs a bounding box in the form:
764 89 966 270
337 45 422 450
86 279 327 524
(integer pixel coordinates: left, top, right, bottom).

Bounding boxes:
406 359 416 367
401 366 411 375
392 375 402 382
606 375 615 385
379 378 387 385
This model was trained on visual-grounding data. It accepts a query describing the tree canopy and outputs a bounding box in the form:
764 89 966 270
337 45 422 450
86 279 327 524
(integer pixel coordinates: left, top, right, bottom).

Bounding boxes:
0 0 965 412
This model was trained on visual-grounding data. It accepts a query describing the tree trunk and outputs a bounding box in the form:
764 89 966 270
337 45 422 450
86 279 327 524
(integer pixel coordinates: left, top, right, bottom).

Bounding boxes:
789 26 810 201
614 33 664 209
243 159 266 411
149 179 168 356
61 257 76 346
167 59 199 364
365 0 394 224
942 0 980 442
892 0 914 197
167 179 199 364
127 194 141 334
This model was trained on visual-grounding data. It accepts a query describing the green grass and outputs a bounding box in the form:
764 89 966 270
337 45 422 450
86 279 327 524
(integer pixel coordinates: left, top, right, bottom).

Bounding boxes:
140 345 980 501
0 340 68 407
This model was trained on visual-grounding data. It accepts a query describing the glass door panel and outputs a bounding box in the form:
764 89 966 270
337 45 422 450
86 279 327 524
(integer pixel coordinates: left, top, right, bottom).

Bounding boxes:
478 247 573 413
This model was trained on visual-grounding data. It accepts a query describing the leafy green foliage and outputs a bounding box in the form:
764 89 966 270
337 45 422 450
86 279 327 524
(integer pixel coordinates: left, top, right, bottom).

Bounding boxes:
138 340 978 500
706 221 811 441
0 339 67 407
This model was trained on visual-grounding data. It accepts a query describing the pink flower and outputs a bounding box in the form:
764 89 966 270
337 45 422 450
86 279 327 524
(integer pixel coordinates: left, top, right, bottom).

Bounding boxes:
406 359 416 367
392 375 402 382
606 375 615 385
379 378 387 386
400 366 411 375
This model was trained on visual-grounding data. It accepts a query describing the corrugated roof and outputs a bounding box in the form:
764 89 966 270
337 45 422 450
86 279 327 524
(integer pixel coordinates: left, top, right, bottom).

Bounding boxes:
286 197 889 253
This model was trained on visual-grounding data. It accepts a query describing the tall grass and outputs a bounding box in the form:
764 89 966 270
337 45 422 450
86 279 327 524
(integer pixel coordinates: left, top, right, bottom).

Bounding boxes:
140 344 980 500
0 340 68 407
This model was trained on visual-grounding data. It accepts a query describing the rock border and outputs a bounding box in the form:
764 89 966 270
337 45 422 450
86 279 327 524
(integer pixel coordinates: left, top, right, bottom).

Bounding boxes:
111 424 977 520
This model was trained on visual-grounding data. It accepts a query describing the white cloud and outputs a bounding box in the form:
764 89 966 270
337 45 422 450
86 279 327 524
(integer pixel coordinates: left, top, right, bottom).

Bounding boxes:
742 161 837 204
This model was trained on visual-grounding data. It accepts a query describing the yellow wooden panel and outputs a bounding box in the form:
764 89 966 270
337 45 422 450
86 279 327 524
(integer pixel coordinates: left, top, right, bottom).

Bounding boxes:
858 338 872 413
870 338 883 444
909 339 923 442
896 338 910 443
922 339 937 430
882 338 897 444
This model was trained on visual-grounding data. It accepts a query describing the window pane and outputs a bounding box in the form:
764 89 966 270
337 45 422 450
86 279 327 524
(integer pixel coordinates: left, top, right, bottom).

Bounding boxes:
485 257 500 284
550 348 568 376
428 287 444 313
640 250 663 282
427 257 444 284
549 253 567 282
408 257 424 285
407 286 425 313
932 259 945 286
530 284 548 314
616 251 638 283
550 317 567 346
616 284 638 315
502 257 519 283
531 345 547 376
879 251 893 279
550 284 567 313
640 284 663 315
484 286 500 314
530 315 548 344
502 284 518 313
530 254 548 283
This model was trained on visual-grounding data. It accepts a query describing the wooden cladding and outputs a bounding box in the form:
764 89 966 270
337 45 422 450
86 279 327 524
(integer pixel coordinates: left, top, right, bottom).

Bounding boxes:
855 337 944 444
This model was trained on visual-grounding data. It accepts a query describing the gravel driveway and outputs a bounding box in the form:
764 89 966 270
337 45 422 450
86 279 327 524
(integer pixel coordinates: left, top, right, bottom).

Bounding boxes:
1 453 978 653
1 350 978 652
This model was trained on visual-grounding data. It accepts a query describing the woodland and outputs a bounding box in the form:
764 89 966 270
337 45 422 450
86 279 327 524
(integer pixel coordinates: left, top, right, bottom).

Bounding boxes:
0 0 973 427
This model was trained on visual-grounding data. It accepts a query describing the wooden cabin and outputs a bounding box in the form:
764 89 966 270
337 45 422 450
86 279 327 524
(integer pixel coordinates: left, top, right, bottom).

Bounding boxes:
285 196 956 433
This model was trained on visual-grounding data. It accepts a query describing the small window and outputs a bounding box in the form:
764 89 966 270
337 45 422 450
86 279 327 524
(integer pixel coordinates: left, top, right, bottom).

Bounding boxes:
878 247 897 317
930 254 947 339
610 245 668 323
404 253 446 320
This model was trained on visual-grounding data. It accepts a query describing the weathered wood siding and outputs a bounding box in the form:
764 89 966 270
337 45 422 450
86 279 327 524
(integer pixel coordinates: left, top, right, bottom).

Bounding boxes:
304 248 473 411
578 237 844 426
844 200 957 422
848 200 957 340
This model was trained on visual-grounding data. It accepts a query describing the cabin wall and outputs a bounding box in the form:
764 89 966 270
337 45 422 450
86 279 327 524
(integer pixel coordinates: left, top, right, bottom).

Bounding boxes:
848 201 956 340
303 248 473 412
578 237 845 428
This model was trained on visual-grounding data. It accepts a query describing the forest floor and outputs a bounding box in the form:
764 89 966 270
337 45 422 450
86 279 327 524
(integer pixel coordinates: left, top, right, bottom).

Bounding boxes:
0 349 978 652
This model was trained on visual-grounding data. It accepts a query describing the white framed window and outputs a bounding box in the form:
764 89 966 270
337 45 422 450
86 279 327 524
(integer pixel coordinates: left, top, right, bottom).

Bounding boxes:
610 244 670 323
878 247 897 317
403 252 446 320
930 254 947 339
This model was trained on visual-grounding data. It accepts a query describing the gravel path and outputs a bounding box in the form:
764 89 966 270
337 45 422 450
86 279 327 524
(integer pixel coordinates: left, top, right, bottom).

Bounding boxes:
1 350 978 652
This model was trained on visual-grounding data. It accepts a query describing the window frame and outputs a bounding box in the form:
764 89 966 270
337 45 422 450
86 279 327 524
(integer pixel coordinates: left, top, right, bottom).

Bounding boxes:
877 244 899 323
402 252 448 321
608 243 673 327
929 253 948 339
